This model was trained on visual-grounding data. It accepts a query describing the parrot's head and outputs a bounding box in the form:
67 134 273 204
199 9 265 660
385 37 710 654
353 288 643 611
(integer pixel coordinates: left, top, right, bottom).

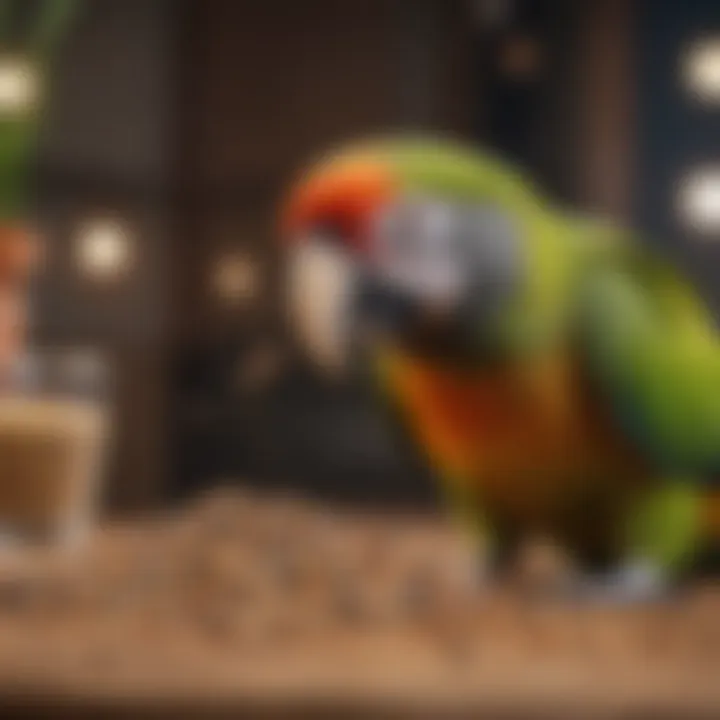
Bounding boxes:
281 138 578 376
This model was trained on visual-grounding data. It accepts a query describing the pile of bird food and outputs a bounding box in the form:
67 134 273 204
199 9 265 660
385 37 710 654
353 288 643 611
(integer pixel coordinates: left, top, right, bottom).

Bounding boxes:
0 488 718 718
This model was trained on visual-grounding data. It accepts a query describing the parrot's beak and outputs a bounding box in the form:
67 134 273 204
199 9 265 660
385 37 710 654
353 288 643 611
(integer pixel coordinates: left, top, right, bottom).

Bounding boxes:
285 236 430 377
285 238 359 377
286 246 481 376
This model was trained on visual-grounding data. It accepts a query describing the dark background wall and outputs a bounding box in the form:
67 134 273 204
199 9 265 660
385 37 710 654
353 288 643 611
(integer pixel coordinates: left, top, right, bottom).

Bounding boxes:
36 0 175 509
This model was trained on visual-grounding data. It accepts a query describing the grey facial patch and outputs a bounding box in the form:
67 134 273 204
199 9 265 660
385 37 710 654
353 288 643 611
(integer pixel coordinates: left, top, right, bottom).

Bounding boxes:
371 196 469 306
370 196 522 315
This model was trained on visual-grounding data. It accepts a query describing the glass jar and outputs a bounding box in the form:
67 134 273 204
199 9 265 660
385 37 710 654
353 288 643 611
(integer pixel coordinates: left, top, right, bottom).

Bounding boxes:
0 348 111 547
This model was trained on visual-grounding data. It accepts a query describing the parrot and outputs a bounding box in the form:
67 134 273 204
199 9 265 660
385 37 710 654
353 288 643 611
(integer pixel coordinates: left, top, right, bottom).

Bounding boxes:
280 136 720 602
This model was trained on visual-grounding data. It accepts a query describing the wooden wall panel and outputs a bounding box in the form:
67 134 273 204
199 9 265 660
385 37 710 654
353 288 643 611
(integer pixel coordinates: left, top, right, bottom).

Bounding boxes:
576 0 635 221
37 0 176 510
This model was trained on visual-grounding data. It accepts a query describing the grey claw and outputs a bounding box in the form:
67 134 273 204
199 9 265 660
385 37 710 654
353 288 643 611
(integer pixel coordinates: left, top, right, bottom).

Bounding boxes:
571 560 670 605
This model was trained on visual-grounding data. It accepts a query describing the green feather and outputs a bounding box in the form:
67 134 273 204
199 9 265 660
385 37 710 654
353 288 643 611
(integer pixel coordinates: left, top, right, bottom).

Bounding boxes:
625 481 702 571
580 251 720 474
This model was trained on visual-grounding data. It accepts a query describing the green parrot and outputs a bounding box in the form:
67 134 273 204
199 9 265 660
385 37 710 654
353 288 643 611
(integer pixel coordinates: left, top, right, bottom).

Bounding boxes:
281 137 720 601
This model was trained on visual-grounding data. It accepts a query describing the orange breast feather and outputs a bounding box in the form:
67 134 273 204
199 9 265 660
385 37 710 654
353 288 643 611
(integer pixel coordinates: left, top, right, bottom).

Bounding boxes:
383 350 644 523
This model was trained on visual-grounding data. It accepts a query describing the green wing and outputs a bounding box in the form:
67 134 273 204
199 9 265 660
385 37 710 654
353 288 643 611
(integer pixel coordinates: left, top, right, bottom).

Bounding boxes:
579 246 720 477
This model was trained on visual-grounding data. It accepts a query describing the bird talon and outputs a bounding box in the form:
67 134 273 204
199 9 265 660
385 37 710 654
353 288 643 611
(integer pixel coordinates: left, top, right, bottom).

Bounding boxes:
569 560 671 605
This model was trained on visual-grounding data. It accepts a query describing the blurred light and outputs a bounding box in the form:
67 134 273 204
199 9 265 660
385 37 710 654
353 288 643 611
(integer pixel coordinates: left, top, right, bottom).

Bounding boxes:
683 37 720 104
678 168 720 235
75 218 134 283
0 57 39 115
212 252 261 305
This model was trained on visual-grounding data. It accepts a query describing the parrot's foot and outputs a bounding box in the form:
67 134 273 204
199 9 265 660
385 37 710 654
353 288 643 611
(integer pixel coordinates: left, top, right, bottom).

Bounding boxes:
567 560 672 605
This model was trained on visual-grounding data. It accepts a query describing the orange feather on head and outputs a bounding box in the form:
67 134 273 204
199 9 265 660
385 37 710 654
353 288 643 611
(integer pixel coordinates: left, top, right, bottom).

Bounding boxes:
281 157 397 252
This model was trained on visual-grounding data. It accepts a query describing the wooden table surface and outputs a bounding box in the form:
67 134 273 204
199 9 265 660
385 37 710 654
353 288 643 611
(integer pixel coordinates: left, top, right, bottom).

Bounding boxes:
0 489 718 719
